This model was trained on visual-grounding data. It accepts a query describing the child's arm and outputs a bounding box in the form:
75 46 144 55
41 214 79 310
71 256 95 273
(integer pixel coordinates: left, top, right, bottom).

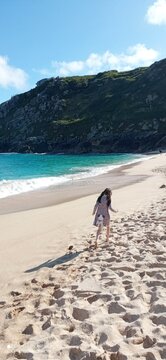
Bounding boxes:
109 202 117 213
92 202 99 215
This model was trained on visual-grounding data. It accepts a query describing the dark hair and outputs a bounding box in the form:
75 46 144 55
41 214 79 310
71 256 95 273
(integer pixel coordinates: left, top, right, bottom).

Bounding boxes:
97 188 112 207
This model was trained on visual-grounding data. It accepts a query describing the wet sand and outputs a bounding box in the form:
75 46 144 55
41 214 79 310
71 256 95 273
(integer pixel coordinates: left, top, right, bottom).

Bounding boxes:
0 161 147 215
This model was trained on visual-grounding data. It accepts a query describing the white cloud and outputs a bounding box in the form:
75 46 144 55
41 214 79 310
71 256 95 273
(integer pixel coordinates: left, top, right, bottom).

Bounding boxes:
146 0 166 24
121 44 158 66
0 55 28 89
51 60 84 76
47 44 159 77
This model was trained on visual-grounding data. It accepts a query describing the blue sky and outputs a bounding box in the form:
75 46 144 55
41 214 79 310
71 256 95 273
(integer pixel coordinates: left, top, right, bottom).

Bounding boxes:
0 0 166 104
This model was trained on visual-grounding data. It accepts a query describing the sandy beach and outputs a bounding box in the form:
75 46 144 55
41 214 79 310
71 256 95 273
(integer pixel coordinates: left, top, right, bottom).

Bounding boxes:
0 154 165 360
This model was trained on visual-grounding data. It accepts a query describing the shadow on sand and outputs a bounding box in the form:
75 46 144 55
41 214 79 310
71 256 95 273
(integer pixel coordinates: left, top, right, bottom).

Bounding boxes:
25 250 84 273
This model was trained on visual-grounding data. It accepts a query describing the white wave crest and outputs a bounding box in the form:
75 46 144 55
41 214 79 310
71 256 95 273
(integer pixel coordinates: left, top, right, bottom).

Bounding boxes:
0 154 152 199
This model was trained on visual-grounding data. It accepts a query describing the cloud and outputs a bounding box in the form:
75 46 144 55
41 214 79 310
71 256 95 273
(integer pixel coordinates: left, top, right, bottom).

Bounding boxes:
38 44 159 78
120 44 159 66
146 0 166 24
0 55 28 89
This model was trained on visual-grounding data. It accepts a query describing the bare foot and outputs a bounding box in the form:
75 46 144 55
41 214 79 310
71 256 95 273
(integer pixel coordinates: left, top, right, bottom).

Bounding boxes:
94 241 98 249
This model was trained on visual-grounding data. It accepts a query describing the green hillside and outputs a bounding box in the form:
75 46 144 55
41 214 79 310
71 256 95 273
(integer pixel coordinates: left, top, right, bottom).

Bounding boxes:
0 58 166 153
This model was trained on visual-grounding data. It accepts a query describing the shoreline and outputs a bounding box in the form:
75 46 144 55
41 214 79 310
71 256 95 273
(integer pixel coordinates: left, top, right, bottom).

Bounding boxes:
0 158 149 215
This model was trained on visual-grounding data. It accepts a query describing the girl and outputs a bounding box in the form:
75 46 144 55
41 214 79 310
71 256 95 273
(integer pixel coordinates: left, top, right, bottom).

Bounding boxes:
92 188 117 248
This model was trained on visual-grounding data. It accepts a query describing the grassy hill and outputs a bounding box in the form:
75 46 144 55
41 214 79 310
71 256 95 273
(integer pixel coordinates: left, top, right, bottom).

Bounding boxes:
0 58 166 153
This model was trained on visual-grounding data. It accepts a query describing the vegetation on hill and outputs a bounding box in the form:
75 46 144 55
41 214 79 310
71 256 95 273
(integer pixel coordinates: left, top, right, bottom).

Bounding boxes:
0 59 166 153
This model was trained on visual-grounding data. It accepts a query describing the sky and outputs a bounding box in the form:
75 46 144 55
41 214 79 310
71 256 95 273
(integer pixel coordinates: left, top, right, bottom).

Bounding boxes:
0 0 166 104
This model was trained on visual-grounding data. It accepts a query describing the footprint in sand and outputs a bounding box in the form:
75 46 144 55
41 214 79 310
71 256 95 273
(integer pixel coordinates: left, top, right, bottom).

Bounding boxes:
87 294 112 304
22 324 34 335
42 318 51 330
125 289 135 299
122 313 139 323
108 302 126 314
56 298 65 307
104 279 116 287
72 307 89 321
80 322 93 335
69 348 101 360
145 352 157 360
108 350 127 359
150 304 166 314
126 327 137 338
39 308 53 316
33 298 40 308
100 271 110 278
13 352 33 360
97 332 108 345
6 306 25 319
10 291 22 297
49 298 56 306
68 335 82 346
151 315 166 326
159 347 166 360
0 301 6 307
105 257 118 263
124 284 133 292
52 289 64 299
122 280 132 285
143 335 156 348
42 282 59 289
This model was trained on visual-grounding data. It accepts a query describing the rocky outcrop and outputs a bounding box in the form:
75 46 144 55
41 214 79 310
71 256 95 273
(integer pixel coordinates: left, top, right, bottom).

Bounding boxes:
0 59 166 153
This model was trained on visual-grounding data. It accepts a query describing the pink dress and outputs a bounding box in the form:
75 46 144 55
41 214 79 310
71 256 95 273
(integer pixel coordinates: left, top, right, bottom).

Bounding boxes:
93 194 111 227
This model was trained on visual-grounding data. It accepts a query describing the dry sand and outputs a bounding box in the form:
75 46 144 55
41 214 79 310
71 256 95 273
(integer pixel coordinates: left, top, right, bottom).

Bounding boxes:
0 154 165 360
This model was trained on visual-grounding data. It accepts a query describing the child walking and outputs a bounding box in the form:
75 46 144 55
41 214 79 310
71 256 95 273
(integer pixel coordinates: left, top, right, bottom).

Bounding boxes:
92 188 117 248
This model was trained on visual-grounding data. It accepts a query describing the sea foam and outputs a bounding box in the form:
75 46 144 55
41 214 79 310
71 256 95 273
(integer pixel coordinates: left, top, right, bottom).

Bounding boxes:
0 155 152 199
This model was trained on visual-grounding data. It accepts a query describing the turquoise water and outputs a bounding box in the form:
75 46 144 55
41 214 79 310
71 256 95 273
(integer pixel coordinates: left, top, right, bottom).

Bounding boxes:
0 153 148 198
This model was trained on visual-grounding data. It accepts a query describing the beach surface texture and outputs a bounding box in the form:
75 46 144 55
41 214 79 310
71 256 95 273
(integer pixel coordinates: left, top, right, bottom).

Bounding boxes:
0 154 166 360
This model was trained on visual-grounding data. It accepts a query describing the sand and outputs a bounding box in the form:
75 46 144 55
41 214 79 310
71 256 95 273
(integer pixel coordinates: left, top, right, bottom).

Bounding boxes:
0 154 165 360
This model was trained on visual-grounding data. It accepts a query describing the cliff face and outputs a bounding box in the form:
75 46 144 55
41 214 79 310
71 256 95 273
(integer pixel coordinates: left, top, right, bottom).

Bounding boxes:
0 59 166 153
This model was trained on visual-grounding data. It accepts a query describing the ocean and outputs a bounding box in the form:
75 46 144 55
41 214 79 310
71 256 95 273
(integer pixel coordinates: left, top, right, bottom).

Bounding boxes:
0 153 150 198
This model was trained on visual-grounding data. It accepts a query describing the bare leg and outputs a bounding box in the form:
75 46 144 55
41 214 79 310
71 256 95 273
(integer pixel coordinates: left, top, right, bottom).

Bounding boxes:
106 225 110 241
95 225 102 248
